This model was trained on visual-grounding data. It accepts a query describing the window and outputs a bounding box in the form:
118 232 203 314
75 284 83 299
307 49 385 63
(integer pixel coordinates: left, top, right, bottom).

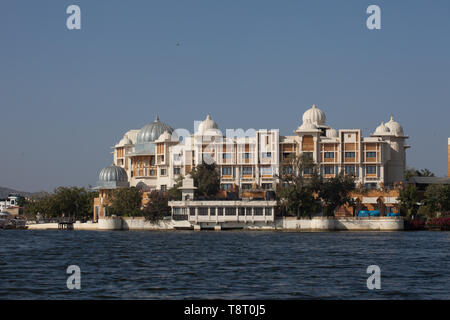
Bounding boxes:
303 152 313 159
242 167 253 175
324 152 335 159
245 207 252 216
150 157 155 166
265 207 272 216
344 166 355 175
324 166 335 174
241 183 252 190
260 167 272 175
210 208 216 216
254 207 263 216
345 152 355 158
217 208 224 216
160 185 167 191
198 207 208 216
189 208 195 216
150 169 156 176
222 153 232 159
283 166 293 175
366 166 377 174
262 183 273 190
262 152 272 158
160 168 167 176
222 167 232 176
303 168 312 175
238 208 245 216
366 152 377 158
225 207 236 216
221 184 233 190
243 153 252 159
173 167 181 175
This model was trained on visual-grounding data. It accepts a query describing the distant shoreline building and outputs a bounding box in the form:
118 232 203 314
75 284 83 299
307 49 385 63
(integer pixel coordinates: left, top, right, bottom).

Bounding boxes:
93 105 409 220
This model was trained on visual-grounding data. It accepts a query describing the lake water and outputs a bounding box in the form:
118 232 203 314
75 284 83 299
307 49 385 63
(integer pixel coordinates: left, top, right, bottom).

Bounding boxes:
0 230 449 299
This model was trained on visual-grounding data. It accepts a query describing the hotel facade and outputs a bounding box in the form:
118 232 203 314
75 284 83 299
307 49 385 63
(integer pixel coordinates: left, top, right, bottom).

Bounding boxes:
96 104 409 194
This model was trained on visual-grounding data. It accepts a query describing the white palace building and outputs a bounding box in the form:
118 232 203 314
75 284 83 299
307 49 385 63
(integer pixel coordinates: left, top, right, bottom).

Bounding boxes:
96 105 409 193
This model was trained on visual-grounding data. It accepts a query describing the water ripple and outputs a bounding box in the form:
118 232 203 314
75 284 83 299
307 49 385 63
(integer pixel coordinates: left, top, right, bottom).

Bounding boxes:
0 230 449 299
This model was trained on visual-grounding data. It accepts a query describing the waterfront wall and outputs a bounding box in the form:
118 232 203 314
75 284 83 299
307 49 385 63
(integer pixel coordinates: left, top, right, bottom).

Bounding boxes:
26 217 403 231
277 217 403 231
121 217 175 230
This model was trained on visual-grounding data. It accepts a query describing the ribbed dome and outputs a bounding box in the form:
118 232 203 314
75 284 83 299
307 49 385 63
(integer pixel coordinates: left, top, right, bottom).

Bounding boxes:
326 128 338 138
98 165 128 182
197 114 219 134
136 115 173 143
298 119 319 131
385 116 404 136
374 121 391 135
302 104 326 126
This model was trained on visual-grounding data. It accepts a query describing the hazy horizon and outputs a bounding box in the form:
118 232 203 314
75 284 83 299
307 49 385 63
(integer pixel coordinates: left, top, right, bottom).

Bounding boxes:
1 0 449 192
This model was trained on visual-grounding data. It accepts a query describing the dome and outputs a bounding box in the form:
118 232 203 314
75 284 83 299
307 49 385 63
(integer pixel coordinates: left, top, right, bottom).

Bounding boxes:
385 116 404 136
117 136 132 147
98 165 128 182
156 130 173 143
302 104 326 126
374 121 391 135
326 128 338 138
297 118 319 131
136 115 174 144
197 114 219 134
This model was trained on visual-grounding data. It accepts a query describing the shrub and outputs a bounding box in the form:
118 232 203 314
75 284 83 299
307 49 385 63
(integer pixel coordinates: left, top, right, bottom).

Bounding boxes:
426 216 450 230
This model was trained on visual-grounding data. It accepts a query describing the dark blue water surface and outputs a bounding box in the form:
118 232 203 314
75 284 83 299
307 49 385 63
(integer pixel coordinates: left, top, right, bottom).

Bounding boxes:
0 230 449 299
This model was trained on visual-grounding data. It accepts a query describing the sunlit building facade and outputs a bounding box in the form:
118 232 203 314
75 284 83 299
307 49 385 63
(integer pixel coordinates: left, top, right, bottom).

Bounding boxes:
98 105 409 193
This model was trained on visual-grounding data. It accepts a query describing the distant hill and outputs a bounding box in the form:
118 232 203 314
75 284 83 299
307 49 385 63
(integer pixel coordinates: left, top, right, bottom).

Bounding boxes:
0 187 45 199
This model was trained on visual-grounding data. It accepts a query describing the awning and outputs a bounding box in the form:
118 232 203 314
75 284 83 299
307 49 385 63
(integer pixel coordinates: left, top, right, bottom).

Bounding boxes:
362 197 379 204
384 197 399 204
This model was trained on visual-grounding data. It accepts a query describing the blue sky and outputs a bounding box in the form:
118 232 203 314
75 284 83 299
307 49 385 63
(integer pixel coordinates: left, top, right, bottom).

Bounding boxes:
0 0 449 192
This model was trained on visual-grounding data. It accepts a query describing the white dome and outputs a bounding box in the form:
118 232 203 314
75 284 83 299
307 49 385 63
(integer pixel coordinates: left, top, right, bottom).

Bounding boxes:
385 116 404 136
326 128 338 138
374 121 391 135
302 104 326 126
117 136 132 147
197 114 219 134
297 119 319 131
156 130 173 143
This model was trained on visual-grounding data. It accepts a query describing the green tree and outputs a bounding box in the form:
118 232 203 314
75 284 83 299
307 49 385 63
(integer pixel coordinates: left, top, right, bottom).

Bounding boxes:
398 184 419 217
317 172 355 216
190 163 221 199
405 167 435 181
418 168 435 177
167 175 183 200
142 191 171 222
276 154 319 217
108 187 142 216
424 184 450 214
23 187 98 220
